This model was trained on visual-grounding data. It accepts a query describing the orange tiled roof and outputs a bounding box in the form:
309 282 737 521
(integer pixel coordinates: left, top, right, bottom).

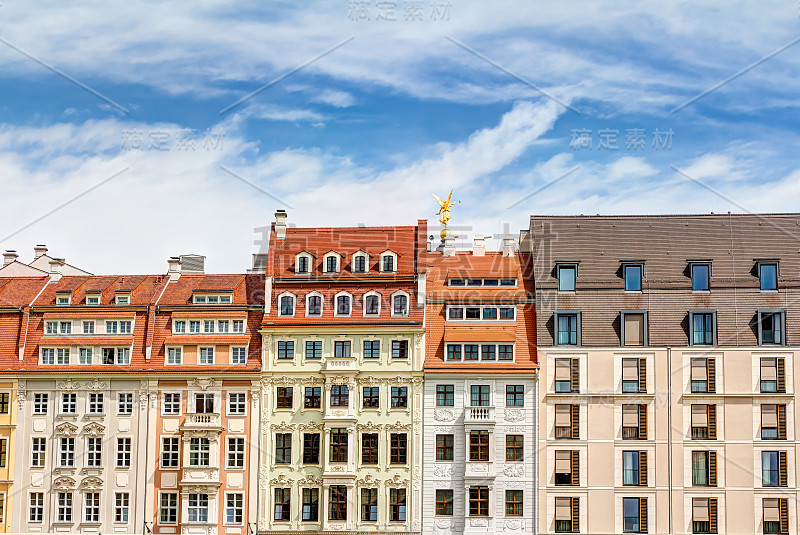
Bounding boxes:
164 335 251 345
39 335 135 346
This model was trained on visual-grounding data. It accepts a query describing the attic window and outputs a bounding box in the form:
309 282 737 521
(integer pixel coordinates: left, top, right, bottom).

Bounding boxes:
86 295 100 305
295 253 312 275
115 294 130 305
379 251 397 273
56 295 71 306
193 294 233 304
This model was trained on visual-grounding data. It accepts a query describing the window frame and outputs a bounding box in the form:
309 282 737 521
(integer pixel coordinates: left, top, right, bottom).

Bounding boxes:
691 262 712 292
758 261 779 291
689 309 717 346
556 263 577 292
757 309 786 346
554 310 581 346
623 263 643 292
620 309 648 347
278 292 296 317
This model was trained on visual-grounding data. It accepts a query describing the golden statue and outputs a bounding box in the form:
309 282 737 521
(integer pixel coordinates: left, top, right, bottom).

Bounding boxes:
433 189 460 239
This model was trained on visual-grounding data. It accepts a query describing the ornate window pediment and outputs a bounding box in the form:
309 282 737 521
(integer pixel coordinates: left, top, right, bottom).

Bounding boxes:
55 422 79 437
81 476 103 490
83 422 106 437
53 476 76 490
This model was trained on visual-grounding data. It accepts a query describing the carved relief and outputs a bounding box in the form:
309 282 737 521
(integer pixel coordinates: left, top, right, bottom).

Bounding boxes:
469 518 489 527
188 378 217 391
504 519 523 530
329 465 345 472
55 422 78 437
297 475 322 486
269 473 295 486
505 426 526 433
433 409 456 422
273 376 294 387
356 474 381 487
58 378 81 391
356 421 383 432
270 421 296 432
503 464 524 477
384 474 409 487
85 378 107 391
17 380 27 409
433 464 453 477
298 421 324 431
357 375 382 386
504 409 525 422
385 421 412 431
259 465 269 489
81 476 103 490
53 476 76 490
83 422 106 436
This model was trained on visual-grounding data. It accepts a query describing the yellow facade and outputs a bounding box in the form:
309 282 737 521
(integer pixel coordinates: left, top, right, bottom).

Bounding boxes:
0 381 16 533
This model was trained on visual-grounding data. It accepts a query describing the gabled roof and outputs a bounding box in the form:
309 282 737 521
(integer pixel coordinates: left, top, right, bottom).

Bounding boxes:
29 254 92 276
0 261 47 277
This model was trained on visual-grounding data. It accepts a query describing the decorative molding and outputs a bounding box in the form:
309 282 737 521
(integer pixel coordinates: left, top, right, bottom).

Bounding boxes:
356 421 383 432
55 421 79 437
297 475 322 486
384 474 409 488
259 465 269 489
329 465 345 472
505 426 526 433
260 378 273 389
182 484 214 494
503 464 524 477
270 421 296 432
82 422 106 437
181 430 219 442
85 378 107 391
304 376 324 386
433 464 453 477
433 409 456 422
58 378 81 391
504 519 523 530
357 376 382 387
81 476 103 490
272 376 294 388
504 409 525 422
188 378 217 391
389 376 409 386
298 421 324 431
327 376 353 386
469 518 489 527
385 421 412 431
17 380 26 409
269 473 295 486
53 475 76 490
356 474 381 487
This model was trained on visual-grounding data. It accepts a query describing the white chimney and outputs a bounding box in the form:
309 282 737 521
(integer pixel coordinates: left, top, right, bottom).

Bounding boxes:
472 235 486 257
167 257 182 282
502 235 516 257
49 259 64 282
442 235 456 258
275 210 287 240
34 245 48 259
3 250 18 266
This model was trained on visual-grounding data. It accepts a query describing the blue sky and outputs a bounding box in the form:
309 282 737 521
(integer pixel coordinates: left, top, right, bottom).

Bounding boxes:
0 1 799 273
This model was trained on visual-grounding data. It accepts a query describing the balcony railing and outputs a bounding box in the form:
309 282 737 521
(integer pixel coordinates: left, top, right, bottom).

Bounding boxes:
325 358 356 371
182 413 221 426
464 406 495 422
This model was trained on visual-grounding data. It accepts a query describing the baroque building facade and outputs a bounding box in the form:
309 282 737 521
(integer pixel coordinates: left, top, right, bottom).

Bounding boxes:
257 212 427 534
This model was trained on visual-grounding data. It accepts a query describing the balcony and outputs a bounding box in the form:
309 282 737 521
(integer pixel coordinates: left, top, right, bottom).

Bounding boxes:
181 466 221 486
325 358 356 371
180 413 223 432
464 406 496 423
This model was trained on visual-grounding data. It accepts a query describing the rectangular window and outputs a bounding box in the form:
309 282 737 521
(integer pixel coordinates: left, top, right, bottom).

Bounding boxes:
759 262 778 291
446 344 461 361
57 491 72 522
555 497 578 533
84 492 100 523
470 385 490 407
760 357 784 393
56 295 69 305
468 486 489 517
436 489 453 516
159 493 178 524
163 393 181 415
88 393 104 414
41 348 55 365
32 437 46 467
218 320 229 333
57 348 70 365
505 490 523 516
227 437 245 469
624 264 642 291
365 294 380 315
232 320 244 333
334 340 351 358
557 264 577 292
303 433 320 464
59 438 75 467
392 340 408 358
436 384 454 406
302 488 319 521
277 341 294 359
690 311 715 346
464 344 479 360
33 393 48 414
622 497 643 533
115 492 130 523
483 307 498 319
498 344 514 360
230 346 247 364
305 340 322 359
107 321 118 334
117 393 133 414
161 437 180 468
448 307 464 320
761 404 787 440
361 433 378 464
692 263 711 291
763 498 784 535
362 387 379 408
29 493 44 522
195 393 214 413
276 387 293 409
275 433 291 464
469 430 489 461
273 488 290 521
304 387 321 409
556 312 579 345
189 438 210 466
622 358 643 392
690 358 714 393
691 451 709 486
87 437 102 467
466 308 481 319
555 404 577 439
363 339 380 359
280 296 294 316
330 429 348 462
555 450 577 485
329 485 347 520
390 433 408 464
61 393 77 414
758 309 785 345
391 386 408 408
225 493 243 525
46 321 57 334
78 346 93 365
360 488 377 521
393 294 408 315
116 438 132 467
60 321 71 334
390 488 407 521
331 385 349 407
691 404 716 440
188 493 209 523
506 435 523 461
189 320 200 333
436 434 454 461
336 295 350 315
203 320 215 333
506 385 524 406
173 321 186 333
166 347 182 365
228 392 246 415
555 358 577 393
692 497 714 534
481 344 496 360
622 404 642 440
199 347 214 364
622 311 646 347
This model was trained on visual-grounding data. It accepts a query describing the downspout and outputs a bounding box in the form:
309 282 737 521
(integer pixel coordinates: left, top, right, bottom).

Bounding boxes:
667 346 673 535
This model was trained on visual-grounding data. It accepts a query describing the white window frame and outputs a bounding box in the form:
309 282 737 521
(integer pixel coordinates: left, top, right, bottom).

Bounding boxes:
226 436 246 469
33 393 48 414
56 348 70 366
61 392 77 414
82 320 95 334
114 492 130 523
203 320 215 333
227 393 247 416
160 437 180 469
173 320 186 333
115 294 130 305
106 321 118 334
351 251 370 274
295 252 313 275
116 347 131 365
158 492 179 525
199 346 215 365
31 437 46 467
232 319 245 333
40 348 55 365
391 291 410 317
59 321 71 334
85 294 100 305
362 291 382 317
56 294 71 305
224 492 244 525
29 492 44 523
116 437 132 468
305 291 324 317
162 392 181 416
334 291 353 317
88 393 104 414
323 252 341 274
166 347 182 365
45 321 57 334
218 320 229 333
230 346 247 365
379 250 398 273
118 393 133 414
277 292 297 318
84 491 100 523
119 320 132 334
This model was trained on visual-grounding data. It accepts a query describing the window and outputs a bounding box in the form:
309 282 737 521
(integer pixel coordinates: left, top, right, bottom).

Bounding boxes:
363 340 380 359
87 295 100 305
689 310 716 346
87 437 102 467
307 295 322 316
85 492 100 523
273 488 290 521
363 387 379 408
41 348 55 365
199 346 214 364
57 492 72 522
61 393 77 414
393 294 408 315
232 320 244 333
161 437 180 468
275 433 291 464
336 295 350 315
46 321 58 334
436 385 454 406
763 498 787 535
762 450 787 487
468 486 489 516
469 430 489 461
117 393 133 414
331 385 349 407
555 496 579 533
326 255 339 273
555 450 578 486
305 340 322 359
555 404 578 439
29 493 44 522
555 358 578 393
761 357 786 393
297 255 310 274
482 344 496 360
446 344 461 361
621 310 647 347
759 262 779 291
57 348 70 365
334 340 351 358
499 344 514 360
188 494 209 523
276 387 293 409
382 254 395 273
691 404 716 440
174 321 186 333
107 320 119 334
622 358 646 393
277 340 294 359
59 321 72 334
83 321 95 334
391 386 407 408
436 434 454 460
195 393 214 414
304 387 321 409
88 393 103 414
692 497 716 534
189 438 210 466
280 295 294 316
31 438 46 467
500 307 515 319
119 321 132 334
557 264 577 292
33 393 48 414
361 488 379 521
692 263 711 291
189 321 201 333
436 490 453 516
218 320 229 333
115 492 130 523
449 307 464 320
690 358 715 393
166 347 182 365
227 437 245 469
390 488 406 521
231 347 247 365
115 347 131 365
555 311 580 345
117 438 132 467
163 393 181 415
470 385 490 407
503 434 523 461
390 433 407 464
624 264 642 291
466 307 480 319
483 307 497 319
302 488 319 521
505 490 523 516
365 294 380 315
59 438 75 467
761 404 787 440
392 340 408 358
159 493 178 524
303 433 320 464
758 309 785 345
115 294 130 305
623 497 646 533
57 295 71 305
330 429 348 462
361 433 378 464
225 493 243 525
353 254 367 273
329 486 347 520
506 385 524 406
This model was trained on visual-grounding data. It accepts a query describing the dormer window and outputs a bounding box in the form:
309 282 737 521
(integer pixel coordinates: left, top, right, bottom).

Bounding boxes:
192 293 234 304
380 251 398 273
295 253 313 275
56 294 71 306
306 293 323 317
691 263 711 291
352 251 369 274
278 293 296 317
324 253 341 274
115 294 130 305
86 293 100 305
623 263 643 292
335 293 352 316
364 292 381 316
556 264 577 292
392 292 409 316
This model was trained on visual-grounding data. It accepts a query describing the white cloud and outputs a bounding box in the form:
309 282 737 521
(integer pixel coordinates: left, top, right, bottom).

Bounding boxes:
312 89 355 108
246 104 328 122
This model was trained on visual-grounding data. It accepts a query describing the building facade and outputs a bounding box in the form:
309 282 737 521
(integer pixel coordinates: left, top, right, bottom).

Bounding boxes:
257 212 427 534
421 234 538 535
531 214 799 535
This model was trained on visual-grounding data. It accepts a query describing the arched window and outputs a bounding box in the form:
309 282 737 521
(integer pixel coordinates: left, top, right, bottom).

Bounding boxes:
278 293 295 316
392 292 409 316
365 294 380 316
336 294 351 315
307 294 322 316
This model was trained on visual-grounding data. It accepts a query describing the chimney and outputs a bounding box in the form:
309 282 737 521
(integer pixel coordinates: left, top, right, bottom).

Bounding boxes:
49 259 64 283
275 210 287 240
34 244 48 259
167 257 182 282
502 235 516 257
472 235 486 257
179 254 205 274
442 235 456 258
3 250 18 266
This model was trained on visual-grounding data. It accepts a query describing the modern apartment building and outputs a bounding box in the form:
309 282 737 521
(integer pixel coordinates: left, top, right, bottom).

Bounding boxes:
531 214 799 535
421 234 538 535
257 211 427 534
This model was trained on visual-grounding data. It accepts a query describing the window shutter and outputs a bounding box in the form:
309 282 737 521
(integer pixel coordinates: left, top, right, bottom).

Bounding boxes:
708 405 717 440
778 451 788 487
778 404 787 440
708 451 717 487
638 404 647 440
571 358 580 393
571 497 580 532
639 497 648 533
571 450 580 486
779 498 789 534
638 358 647 393
555 405 572 427
638 451 648 486
777 357 786 393
555 497 571 520
709 497 718 534
571 405 580 440
706 358 716 393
